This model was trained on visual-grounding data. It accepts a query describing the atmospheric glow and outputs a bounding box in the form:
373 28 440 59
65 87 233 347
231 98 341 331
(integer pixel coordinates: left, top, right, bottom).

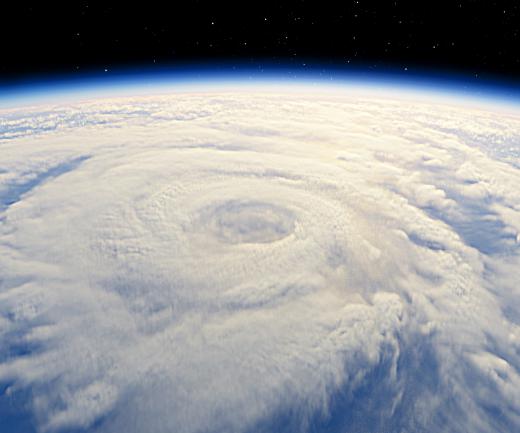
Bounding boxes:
1 67 520 110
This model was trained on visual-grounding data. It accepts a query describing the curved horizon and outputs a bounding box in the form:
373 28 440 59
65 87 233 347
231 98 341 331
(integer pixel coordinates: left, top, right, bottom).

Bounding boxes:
1 63 520 110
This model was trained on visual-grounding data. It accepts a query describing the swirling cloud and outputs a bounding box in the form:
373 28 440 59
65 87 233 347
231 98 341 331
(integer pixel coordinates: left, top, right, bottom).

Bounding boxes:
0 88 519 433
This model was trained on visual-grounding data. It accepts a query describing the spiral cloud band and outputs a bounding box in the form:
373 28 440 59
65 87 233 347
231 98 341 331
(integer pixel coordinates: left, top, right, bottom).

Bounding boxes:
1 86 520 432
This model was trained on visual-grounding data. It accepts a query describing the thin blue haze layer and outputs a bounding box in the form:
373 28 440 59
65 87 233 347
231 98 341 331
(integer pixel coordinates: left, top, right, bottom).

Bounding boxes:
0 62 519 108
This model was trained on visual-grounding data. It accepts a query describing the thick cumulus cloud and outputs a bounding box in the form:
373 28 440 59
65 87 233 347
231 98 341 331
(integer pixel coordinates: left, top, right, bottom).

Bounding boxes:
1 89 520 433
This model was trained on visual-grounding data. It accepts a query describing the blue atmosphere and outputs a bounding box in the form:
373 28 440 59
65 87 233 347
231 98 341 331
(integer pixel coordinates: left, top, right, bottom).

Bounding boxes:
1 63 520 108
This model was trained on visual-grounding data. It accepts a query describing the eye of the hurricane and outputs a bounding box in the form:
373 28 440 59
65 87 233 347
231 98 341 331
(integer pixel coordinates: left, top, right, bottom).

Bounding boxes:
202 200 296 244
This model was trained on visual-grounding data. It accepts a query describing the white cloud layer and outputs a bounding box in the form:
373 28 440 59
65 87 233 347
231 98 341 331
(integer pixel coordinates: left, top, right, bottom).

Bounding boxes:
1 88 520 433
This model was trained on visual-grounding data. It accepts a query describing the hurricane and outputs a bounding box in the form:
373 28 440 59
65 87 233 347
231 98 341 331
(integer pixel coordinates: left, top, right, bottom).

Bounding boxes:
1 80 520 433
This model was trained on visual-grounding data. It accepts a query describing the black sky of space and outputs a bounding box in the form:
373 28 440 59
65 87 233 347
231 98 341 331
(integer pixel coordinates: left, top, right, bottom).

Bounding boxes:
1 1 519 83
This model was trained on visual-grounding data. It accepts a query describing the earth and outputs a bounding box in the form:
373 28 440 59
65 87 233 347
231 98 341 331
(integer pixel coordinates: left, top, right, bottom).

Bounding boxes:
0 80 519 433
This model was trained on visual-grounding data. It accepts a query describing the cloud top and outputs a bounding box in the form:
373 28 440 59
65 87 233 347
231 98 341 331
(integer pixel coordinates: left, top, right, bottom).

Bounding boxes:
0 89 520 433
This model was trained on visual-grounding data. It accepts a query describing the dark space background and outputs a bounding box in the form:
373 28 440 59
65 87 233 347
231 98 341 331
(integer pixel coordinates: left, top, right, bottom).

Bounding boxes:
0 1 519 84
